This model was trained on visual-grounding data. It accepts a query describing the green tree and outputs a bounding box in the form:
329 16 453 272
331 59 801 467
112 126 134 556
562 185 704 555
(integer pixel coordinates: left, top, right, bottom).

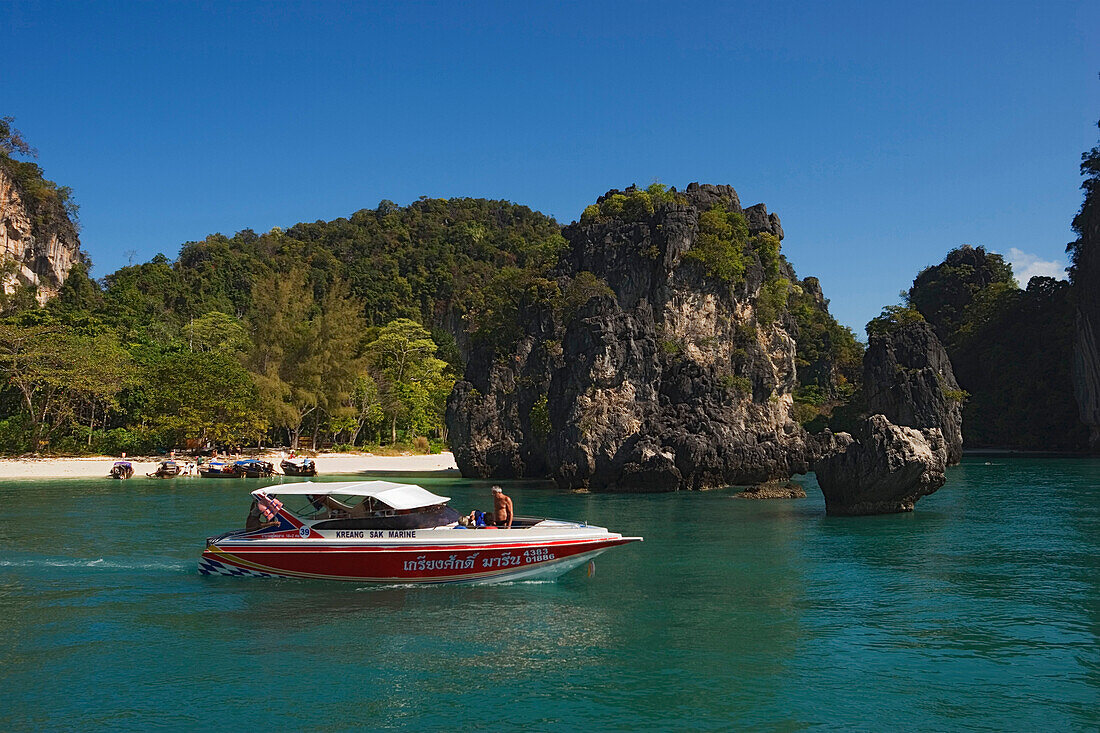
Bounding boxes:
1067 118 1100 280
308 279 367 446
0 116 35 158
365 318 449 443
149 351 267 448
866 304 926 337
0 323 131 451
49 262 102 317
346 373 385 445
187 311 251 354
906 245 1015 344
246 269 318 447
684 205 750 283
0 116 80 227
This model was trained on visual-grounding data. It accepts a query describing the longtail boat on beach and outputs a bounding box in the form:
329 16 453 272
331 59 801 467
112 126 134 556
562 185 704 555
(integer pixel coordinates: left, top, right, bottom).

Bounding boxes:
280 456 317 476
233 458 275 478
198 460 242 479
147 460 181 478
109 461 134 479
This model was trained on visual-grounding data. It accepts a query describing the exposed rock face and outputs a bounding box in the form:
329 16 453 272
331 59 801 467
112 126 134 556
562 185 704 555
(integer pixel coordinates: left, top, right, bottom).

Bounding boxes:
445 304 558 478
813 414 948 515
447 183 811 491
863 321 963 464
0 167 82 304
1071 137 1100 452
1074 313 1100 451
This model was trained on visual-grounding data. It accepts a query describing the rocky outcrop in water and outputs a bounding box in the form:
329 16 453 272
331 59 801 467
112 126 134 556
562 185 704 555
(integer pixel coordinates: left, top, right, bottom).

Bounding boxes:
447 183 812 491
813 414 948 515
863 321 963 464
0 166 82 304
733 480 806 499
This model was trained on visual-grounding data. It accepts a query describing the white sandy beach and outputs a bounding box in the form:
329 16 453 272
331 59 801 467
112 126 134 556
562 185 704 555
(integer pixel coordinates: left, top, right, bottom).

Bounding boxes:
0 452 459 479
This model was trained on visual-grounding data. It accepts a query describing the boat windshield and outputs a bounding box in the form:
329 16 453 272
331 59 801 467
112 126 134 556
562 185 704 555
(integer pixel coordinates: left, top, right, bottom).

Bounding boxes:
277 493 429 520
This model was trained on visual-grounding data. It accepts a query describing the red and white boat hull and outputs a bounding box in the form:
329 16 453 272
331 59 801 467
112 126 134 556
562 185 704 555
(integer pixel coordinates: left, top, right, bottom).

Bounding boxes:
199 482 642 584
200 535 638 583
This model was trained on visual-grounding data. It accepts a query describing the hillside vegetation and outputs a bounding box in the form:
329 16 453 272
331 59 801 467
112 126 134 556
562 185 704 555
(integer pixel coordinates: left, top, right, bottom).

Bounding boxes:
0 126 867 457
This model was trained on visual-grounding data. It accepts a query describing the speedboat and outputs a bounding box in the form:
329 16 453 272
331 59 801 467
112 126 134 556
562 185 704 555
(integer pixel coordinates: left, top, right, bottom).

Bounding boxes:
199 481 642 583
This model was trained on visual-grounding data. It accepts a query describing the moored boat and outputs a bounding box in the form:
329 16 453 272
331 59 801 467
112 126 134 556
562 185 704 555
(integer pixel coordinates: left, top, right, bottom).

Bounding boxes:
199 460 242 478
109 461 134 479
199 481 642 583
147 460 181 478
234 458 275 478
280 456 317 476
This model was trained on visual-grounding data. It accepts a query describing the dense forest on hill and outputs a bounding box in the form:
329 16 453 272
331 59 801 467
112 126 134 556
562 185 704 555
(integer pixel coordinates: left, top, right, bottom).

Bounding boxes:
14 112 1098 458
0 140 860 457
905 246 1085 450
0 192 570 454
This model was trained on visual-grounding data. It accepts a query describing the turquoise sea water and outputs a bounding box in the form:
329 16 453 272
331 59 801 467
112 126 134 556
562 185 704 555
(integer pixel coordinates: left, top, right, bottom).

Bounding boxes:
0 458 1097 731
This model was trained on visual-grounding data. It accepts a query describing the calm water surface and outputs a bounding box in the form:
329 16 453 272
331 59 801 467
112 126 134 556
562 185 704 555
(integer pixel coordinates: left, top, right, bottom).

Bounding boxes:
0 458 1098 731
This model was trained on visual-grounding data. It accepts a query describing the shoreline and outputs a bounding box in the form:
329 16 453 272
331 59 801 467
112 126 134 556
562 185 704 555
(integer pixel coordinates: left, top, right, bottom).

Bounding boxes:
0 452 460 480
962 448 1093 458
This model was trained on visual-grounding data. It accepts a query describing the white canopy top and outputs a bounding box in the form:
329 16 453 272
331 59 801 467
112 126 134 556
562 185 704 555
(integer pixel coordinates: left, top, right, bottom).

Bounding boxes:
252 481 450 511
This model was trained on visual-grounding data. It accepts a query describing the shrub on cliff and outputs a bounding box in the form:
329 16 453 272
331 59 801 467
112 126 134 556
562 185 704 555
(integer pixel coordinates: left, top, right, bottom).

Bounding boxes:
0 117 79 234
558 271 614 324
580 183 686 223
788 280 862 396
866 304 926 337
684 205 751 283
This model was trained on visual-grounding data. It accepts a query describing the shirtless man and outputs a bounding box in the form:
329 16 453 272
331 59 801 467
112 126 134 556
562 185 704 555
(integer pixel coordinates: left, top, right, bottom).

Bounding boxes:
491 486 513 529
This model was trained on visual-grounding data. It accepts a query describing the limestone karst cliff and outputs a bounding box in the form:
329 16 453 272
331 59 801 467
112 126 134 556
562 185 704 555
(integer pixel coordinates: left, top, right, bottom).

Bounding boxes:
0 164 83 304
447 183 818 491
1070 126 1100 452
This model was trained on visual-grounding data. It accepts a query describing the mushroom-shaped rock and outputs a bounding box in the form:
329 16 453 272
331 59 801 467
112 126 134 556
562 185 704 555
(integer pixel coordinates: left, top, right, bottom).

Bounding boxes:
813 414 948 516
863 321 964 464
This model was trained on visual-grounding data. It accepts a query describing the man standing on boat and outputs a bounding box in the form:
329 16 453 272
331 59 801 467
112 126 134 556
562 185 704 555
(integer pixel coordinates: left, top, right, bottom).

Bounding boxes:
491 486 513 529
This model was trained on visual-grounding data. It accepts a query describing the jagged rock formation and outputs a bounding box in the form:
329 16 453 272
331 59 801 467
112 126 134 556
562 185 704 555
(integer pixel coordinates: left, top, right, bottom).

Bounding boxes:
863 321 963 464
447 183 812 491
1075 313 1100 451
446 304 558 478
813 414 948 515
0 166 82 304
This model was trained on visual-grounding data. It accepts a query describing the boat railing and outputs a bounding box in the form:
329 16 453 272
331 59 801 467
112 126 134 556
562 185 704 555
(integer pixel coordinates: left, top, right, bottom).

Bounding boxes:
507 516 587 528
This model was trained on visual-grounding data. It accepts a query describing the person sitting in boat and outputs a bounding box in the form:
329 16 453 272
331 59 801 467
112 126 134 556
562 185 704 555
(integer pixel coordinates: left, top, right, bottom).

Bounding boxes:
459 510 495 528
491 486 513 529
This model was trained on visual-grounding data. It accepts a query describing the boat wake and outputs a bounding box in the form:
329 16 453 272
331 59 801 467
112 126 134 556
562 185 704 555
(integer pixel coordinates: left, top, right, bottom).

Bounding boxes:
351 578 561 591
0 557 190 571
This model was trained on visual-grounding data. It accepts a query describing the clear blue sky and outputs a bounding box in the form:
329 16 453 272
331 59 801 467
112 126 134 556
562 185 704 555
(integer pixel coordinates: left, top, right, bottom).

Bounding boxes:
3 0 1097 333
